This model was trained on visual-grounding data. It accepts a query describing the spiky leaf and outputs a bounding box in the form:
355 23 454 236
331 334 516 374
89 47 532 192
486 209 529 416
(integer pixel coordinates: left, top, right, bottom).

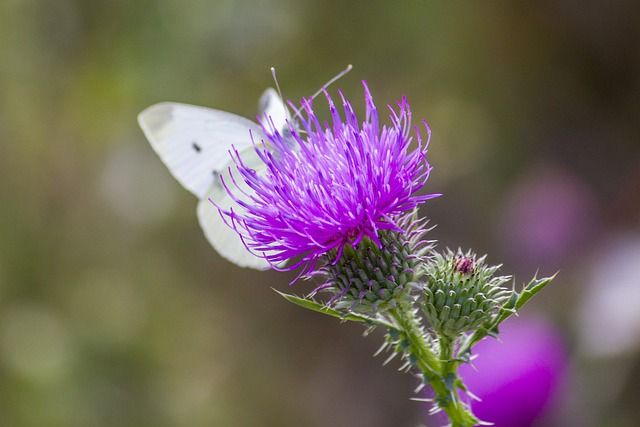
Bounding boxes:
274 289 398 329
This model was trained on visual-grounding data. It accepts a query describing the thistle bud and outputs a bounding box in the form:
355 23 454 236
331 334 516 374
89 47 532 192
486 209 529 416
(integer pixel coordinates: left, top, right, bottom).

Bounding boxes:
421 249 512 338
317 215 432 314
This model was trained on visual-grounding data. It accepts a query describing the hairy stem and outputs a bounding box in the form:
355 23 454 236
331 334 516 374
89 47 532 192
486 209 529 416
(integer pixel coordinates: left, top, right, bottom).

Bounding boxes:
389 305 477 427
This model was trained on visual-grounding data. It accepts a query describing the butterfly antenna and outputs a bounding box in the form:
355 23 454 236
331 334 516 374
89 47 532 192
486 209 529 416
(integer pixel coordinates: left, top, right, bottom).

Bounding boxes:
272 66 307 126
270 67 285 102
271 66 302 125
311 64 353 100
270 64 353 127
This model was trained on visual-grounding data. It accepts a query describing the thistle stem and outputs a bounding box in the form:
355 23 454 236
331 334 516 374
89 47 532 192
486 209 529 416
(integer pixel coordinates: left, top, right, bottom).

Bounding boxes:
389 306 477 427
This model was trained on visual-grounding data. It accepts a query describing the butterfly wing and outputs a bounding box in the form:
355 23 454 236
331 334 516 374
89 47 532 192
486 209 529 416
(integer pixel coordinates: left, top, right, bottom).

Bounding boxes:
138 102 264 199
197 145 272 270
258 88 289 136
139 101 272 269
195 90 289 269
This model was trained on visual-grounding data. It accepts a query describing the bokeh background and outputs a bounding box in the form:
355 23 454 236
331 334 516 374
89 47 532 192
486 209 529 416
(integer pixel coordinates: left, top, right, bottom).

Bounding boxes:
1 1 639 426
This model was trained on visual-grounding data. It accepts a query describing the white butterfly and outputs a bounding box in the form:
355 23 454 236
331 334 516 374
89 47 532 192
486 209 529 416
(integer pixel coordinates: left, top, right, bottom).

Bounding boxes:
138 88 289 270
138 66 352 270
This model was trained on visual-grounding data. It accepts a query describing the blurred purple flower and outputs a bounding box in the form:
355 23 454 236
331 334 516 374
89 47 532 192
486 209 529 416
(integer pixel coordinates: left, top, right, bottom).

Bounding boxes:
499 165 596 268
216 82 439 274
458 317 568 427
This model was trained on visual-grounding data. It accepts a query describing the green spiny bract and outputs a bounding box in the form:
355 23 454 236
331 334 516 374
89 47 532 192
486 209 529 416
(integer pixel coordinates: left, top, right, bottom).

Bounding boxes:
421 249 512 339
316 215 432 315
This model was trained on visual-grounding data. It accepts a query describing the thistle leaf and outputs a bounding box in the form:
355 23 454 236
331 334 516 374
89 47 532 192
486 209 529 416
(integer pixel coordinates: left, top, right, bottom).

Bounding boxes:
515 273 557 311
457 273 557 359
273 289 398 329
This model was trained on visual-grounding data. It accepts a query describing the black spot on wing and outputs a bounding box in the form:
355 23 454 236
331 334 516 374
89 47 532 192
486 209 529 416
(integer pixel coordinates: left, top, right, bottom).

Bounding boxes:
192 142 202 153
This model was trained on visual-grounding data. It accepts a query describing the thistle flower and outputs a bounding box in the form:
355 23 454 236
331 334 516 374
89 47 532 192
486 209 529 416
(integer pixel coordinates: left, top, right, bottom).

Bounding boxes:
216 82 439 274
144 71 556 427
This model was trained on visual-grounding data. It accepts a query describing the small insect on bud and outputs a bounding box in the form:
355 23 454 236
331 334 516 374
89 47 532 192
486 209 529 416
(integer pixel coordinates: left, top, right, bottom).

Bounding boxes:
421 250 512 338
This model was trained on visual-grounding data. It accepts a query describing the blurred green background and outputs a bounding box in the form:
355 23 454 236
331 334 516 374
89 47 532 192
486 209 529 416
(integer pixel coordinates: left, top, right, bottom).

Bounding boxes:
1 1 639 426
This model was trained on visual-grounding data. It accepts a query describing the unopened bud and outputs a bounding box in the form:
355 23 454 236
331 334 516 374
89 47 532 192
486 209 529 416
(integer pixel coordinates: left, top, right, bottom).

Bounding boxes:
421 249 511 338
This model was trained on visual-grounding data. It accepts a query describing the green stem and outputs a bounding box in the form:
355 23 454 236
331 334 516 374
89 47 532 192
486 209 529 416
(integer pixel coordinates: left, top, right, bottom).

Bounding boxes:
389 306 477 427
439 338 476 427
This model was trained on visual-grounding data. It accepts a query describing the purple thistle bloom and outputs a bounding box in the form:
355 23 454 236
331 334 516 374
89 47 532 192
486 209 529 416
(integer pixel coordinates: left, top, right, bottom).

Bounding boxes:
454 254 475 275
215 82 440 274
